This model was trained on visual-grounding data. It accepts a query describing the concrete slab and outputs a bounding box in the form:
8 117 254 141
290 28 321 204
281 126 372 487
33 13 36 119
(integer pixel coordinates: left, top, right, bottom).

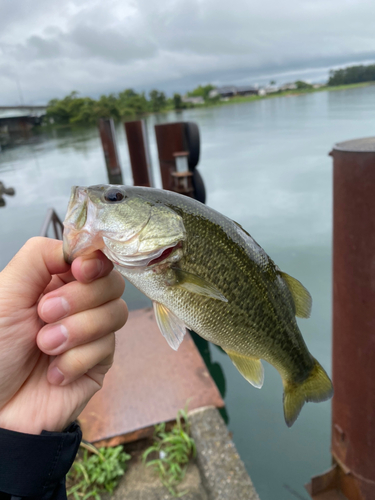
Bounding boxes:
189 407 260 500
106 461 208 500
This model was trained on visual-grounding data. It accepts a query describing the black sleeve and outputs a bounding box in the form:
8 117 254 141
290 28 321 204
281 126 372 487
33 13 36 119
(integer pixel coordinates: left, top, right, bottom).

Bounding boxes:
0 422 82 500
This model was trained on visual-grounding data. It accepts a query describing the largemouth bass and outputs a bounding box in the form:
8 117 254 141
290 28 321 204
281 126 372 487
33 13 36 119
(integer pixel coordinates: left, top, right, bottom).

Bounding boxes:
63 184 333 426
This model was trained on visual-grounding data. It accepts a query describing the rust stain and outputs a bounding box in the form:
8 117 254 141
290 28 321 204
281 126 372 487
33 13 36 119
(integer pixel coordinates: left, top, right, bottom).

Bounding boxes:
79 308 224 445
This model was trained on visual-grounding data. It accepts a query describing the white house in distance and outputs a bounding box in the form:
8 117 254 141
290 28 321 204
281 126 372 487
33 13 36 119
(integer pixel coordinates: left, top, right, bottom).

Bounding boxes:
181 96 205 105
279 82 297 91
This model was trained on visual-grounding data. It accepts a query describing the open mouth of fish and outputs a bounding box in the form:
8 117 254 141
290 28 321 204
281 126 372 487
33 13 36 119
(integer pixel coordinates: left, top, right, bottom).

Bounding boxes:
103 239 183 270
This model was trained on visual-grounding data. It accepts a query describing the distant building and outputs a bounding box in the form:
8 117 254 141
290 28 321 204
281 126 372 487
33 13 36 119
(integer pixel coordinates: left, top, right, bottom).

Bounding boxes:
209 85 260 99
279 83 297 91
264 85 279 94
236 85 259 96
312 83 324 89
182 96 205 105
0 106 46 148
0 106 46 133
212 86 238 98
208 89 219 98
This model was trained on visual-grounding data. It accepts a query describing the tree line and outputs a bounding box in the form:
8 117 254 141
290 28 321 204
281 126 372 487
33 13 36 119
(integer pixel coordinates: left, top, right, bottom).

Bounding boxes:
328 64 375 86
46 89 169 125
46 64 375 126
46 84 217 126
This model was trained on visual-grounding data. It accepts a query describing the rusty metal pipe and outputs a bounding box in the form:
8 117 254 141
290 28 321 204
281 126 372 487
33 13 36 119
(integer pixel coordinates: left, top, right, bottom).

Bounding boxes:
154 122 185 192
307 137 375 500
124 120 154 187
98 118 123 185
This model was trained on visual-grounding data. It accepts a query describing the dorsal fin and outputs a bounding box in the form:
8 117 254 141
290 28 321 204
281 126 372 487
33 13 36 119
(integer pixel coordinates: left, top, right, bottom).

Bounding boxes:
232 220 252 237
279 271 312 318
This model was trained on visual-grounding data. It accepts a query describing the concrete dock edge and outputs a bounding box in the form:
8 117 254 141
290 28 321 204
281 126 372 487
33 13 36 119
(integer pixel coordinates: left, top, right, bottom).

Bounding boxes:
107 406 259 499
189 406 259 500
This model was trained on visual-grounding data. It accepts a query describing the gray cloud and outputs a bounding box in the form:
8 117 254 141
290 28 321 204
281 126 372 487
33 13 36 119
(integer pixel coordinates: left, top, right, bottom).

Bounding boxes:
1 0 375 104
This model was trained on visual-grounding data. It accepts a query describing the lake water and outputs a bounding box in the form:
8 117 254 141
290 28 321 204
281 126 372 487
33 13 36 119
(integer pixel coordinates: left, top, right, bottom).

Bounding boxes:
1 85 375 500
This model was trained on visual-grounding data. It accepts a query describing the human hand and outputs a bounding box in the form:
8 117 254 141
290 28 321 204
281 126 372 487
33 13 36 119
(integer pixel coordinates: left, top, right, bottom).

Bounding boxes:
0 237 127 435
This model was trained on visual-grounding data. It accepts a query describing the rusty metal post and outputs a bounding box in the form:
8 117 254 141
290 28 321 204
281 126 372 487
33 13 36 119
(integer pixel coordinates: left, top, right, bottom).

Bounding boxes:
306 137 375 500
154 122 185 192
124 120 154 187
154 121 205 202
98 118 123 185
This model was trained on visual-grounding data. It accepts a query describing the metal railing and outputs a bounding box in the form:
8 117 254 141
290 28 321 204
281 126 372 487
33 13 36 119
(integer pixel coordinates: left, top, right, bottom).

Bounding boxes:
40 208 64 240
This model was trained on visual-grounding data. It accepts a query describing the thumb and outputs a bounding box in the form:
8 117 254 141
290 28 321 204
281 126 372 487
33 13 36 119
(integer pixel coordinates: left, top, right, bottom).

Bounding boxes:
0 237 70 309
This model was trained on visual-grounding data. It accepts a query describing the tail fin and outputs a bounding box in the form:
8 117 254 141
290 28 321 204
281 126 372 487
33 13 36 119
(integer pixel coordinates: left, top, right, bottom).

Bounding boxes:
283 358 333 427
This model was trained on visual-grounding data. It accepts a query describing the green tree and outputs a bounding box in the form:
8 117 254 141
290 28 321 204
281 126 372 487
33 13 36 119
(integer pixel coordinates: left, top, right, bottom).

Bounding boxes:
93 94 120 120
46 91 83 124
187 84 216 100
328 64 375 86
118 89 148 117
295 80 313 89
148 90 167 112
173 93 185 110
69 97 97 125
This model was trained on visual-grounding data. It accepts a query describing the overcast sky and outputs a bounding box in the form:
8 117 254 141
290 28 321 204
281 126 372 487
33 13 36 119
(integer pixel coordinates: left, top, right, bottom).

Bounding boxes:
1 0 375 105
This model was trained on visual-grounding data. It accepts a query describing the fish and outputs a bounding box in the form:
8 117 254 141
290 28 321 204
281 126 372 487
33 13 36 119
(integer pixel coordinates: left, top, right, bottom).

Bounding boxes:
63 184 333 427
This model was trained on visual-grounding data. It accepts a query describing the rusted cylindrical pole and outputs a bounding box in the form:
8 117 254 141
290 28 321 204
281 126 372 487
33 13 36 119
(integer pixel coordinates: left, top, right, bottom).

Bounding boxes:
154 122 185 192
331 137 375 499
308 137 375 500
124 120 154 187
98 118 123 185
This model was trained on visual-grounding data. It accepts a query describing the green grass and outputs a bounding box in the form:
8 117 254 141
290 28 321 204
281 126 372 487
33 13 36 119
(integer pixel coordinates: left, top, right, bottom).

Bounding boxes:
142 408 197 497
67 443 131 500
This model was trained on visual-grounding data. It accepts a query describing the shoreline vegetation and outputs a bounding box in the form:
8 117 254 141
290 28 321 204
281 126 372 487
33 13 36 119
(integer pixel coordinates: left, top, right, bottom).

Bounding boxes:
44 63 375 127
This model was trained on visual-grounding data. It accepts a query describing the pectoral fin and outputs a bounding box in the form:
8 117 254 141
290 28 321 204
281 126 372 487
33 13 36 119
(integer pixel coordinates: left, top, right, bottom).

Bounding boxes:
153 301 186 351
279 271 312 318
225 350 264 389
172 267 227 302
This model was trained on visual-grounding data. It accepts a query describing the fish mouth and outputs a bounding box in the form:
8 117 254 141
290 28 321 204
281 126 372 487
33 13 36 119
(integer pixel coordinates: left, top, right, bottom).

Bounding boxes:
147 244 180 266
104 241 182 270
63 228 98 264
63 186 100 263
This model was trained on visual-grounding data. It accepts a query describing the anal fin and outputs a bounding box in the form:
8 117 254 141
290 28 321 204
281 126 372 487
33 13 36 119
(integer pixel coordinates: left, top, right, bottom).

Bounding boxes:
225 350 264 389
153 301 186 351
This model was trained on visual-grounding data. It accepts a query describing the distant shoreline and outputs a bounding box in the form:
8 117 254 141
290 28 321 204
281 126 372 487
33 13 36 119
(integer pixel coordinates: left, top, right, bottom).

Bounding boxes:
199 82 374 109
37 81 375 130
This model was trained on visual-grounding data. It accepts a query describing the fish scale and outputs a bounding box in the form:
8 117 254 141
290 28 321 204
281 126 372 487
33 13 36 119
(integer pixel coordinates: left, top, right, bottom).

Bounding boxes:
63 184 333 426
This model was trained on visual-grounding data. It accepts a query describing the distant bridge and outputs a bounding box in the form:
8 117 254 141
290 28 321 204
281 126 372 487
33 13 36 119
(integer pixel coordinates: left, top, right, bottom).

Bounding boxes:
0 105 47 120
0 106 47 141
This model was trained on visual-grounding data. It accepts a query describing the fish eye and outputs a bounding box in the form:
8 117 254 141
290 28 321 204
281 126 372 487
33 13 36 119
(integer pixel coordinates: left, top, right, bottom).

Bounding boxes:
104 189 125 203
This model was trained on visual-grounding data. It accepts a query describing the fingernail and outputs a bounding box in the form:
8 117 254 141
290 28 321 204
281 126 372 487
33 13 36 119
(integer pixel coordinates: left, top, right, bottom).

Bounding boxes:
41 297 69 321
82 259 103 281
41 324 68 351
48 366 65 385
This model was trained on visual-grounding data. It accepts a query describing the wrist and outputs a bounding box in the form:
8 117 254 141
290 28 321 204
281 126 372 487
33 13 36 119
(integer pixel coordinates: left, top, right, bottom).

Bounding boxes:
0 412 67 435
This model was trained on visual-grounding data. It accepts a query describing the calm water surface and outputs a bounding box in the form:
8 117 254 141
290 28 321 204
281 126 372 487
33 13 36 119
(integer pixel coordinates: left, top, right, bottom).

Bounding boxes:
1 85 375 500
